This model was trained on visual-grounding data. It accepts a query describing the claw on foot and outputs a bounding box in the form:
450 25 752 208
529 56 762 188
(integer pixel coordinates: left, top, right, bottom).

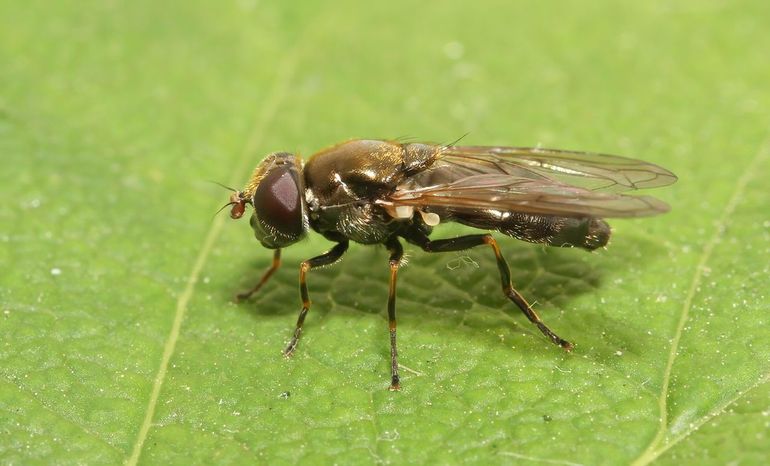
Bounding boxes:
283 342 297 358
388 375 401 391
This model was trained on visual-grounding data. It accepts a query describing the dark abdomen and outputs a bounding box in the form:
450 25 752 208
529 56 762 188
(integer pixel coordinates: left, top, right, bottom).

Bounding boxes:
453 210 610 250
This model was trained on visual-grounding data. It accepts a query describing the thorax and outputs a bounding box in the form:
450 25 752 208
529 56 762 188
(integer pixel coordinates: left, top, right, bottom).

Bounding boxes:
302 139 437 243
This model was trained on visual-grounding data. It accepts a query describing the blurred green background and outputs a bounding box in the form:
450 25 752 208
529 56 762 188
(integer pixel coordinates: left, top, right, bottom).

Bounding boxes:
1 1 769 464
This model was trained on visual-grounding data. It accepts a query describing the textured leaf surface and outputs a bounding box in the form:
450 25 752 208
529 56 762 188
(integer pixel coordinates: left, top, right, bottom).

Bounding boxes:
1 1 768 465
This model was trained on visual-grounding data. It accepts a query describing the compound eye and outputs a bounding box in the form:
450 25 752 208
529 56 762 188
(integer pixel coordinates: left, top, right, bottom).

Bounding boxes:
252 166 303 239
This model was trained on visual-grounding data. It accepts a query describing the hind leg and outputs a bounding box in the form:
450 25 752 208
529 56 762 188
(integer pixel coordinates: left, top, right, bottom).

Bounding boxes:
403 230 572 350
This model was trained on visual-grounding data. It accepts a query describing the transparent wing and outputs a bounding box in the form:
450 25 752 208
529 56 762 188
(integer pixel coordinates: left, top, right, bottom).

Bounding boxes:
440 145 677 192
390 174 669 218
389 144 677 218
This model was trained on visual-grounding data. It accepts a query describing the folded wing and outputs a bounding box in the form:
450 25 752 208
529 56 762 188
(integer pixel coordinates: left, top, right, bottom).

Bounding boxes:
389 145 676 218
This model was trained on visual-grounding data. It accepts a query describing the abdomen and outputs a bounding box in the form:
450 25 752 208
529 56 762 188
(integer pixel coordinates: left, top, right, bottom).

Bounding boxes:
449 209 610 250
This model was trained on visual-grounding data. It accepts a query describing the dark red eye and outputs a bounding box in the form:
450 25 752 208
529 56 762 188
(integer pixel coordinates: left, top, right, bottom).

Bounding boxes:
252 166 303 240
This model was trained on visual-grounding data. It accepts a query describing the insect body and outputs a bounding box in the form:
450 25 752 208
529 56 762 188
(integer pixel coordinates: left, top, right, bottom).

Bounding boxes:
226 139 677 390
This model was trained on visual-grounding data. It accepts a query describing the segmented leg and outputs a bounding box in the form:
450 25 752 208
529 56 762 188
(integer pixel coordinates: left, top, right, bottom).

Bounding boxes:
404 231 573 350
384 236 404 390
236 249 282 301
284 241 349 357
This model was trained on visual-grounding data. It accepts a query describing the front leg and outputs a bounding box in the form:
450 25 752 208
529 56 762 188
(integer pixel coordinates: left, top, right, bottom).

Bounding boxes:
284 241 349 357
236 249 281 301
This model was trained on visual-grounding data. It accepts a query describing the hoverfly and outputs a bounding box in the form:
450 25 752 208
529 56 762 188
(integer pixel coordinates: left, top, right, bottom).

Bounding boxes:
224 139 676 390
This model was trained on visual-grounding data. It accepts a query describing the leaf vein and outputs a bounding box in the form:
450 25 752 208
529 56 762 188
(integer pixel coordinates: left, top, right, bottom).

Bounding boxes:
0 379 123 455
124 44 305 466
499 450 585 466
647 373 770 462
630 138 770 466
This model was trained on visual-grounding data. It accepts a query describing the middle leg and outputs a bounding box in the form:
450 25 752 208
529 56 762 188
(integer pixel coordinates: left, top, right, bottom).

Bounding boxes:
384 236 404 390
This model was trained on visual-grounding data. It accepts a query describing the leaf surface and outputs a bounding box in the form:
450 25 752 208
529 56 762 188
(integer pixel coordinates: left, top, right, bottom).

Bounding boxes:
1 1 768 464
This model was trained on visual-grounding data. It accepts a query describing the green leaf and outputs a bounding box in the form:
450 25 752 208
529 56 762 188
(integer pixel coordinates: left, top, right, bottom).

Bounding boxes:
2 1 768 465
